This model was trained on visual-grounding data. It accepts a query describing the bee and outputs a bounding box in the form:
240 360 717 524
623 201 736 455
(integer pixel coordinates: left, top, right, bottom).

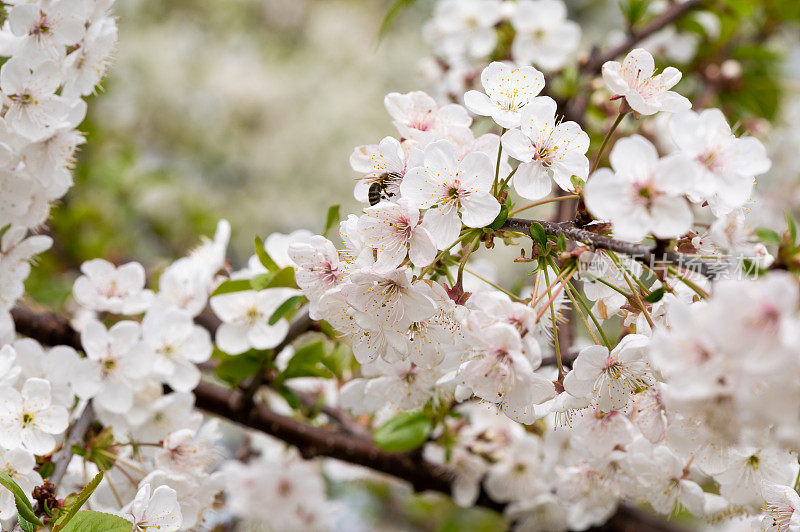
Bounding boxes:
368 172 400 206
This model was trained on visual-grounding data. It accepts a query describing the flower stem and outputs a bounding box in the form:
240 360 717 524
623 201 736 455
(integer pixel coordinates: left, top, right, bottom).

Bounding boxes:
509 194 580 216
542 266 565 380
463 266 524 302
492 128 507 195
591 111 628 173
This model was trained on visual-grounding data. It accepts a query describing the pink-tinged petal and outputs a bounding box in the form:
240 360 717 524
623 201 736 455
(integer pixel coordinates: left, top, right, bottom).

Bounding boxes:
513 161 552 200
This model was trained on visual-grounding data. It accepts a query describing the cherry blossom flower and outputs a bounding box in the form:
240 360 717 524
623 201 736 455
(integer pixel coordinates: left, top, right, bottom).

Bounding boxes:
350 136 422 204
358 198 437 271
124 483 183 532
602 48 691 115
0 377 68 454
563 334 653 412
73 258 154 315
0 57 70 141
0 448 41 521
74 320 152 414
583 135 695 242
453 323 555 423
464 62 545 129
401 140 500 247
384 91 472 147
342 268 437 333
501 96 589 199
668 108 771 215
423 0 503 60
8 0 87 61
509 0 581 71
210 288 300 355
760 482 800 532
139 305 213 392
288 235 345 319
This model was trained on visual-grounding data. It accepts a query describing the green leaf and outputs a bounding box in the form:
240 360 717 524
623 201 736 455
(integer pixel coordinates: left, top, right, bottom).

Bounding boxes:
211 279 252 297
254 236 279 272
60 511 134 532
0 471 43 527
18 517 34 532
786 213 798 246
86 428 116 471
755 228 781 246
323 205 341 238
38 462 53 480
250 267 297 291
279 341 333 381
378 0 417 41
557 234 567 252
268 295 305 325
373 411 432 452
529 222 548 249
277 385 301 409
570 175 585 192
52 472 104 532
489 204 509 230
215 349 269 385
644 287 665 303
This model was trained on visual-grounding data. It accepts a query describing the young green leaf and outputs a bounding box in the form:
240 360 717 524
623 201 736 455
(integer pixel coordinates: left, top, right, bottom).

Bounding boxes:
52 472 104 532
529 222 548 249
644 287 665 303
786 213 797 246
59 511 134 532
254 235 279 271
373 411 432 452
279 341 333 381
489 204 509 230
250 267 297 291
210 279 252 297
0 471 43 527
268 295 305 325
323 205 341 238
378 0 417 41
755 228 781 247
215 349 268 385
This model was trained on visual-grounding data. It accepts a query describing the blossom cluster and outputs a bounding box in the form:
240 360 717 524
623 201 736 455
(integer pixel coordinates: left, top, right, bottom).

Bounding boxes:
0 0 798 531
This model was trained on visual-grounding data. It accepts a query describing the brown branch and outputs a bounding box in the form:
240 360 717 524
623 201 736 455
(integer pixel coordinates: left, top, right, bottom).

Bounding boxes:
49 403 95 487
501 217 718 279
565 0 703 122
580 0 703 75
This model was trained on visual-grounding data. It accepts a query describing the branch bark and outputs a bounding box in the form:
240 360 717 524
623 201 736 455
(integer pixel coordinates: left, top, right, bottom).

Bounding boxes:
501 217 717 279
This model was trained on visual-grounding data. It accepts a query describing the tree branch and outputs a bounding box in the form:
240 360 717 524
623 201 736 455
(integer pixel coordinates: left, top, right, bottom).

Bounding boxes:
49 403 95 487
501 217 718 279
580 0 703 75
565 0 703 122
